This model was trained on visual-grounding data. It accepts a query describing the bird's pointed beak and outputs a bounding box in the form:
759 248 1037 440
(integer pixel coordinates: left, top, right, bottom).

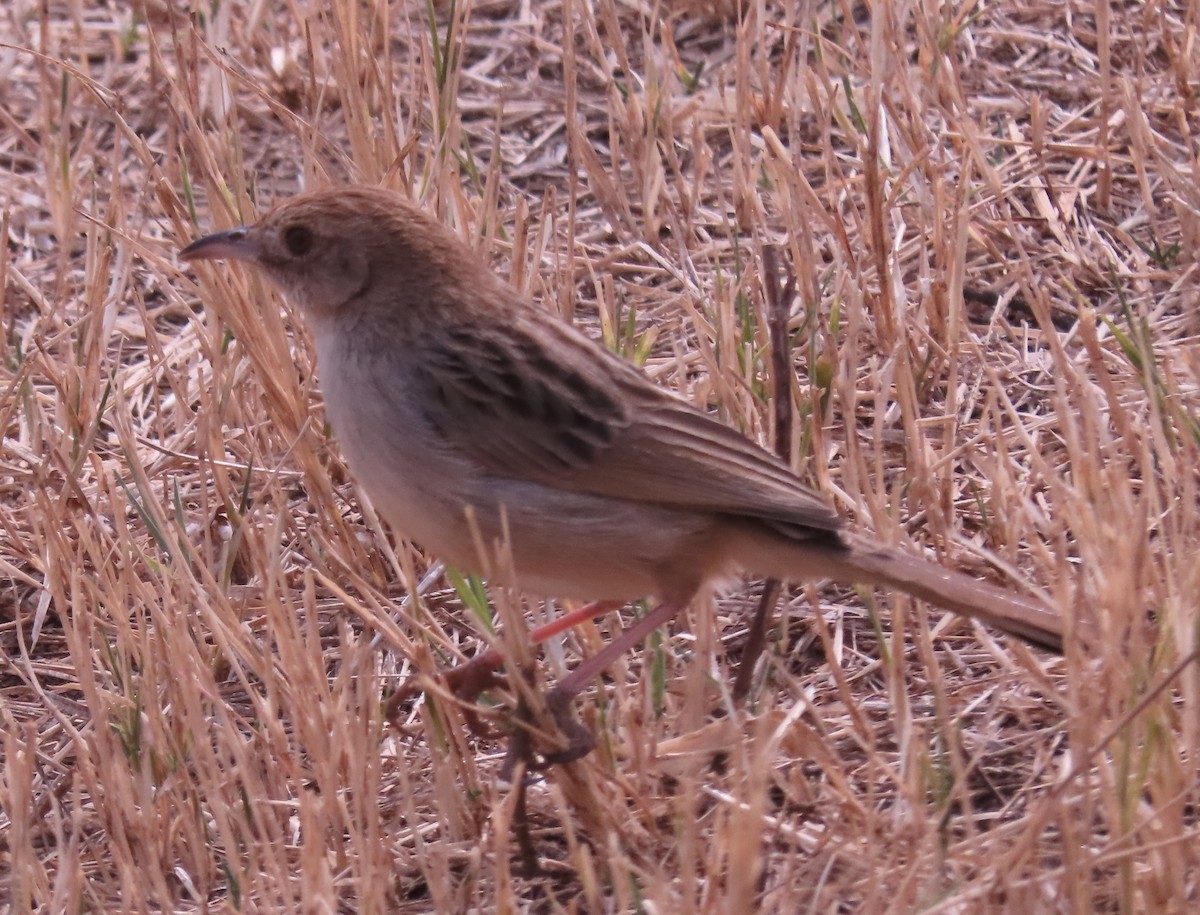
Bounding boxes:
179 227 257 262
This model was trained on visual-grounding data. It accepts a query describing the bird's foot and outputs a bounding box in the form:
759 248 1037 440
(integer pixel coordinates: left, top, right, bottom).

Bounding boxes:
532 686 597 767
386 651 506 738
498 686 597 781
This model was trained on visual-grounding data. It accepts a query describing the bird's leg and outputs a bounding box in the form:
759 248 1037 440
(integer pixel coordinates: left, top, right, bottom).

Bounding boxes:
386 600 620 724
526 599 624 649
537 597 689 766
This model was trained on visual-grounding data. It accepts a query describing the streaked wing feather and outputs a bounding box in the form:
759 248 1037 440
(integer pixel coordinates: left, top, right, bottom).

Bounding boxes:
408 313 841 535
579 399 841 533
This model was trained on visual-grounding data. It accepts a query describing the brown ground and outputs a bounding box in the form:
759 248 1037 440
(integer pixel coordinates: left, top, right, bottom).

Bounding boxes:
1 0 1198 911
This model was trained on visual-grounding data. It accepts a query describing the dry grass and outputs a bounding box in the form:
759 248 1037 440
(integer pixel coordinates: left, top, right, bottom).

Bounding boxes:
1 0 1198 911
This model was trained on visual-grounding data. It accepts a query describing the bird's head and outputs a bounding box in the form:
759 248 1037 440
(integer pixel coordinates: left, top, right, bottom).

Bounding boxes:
180 186 472 325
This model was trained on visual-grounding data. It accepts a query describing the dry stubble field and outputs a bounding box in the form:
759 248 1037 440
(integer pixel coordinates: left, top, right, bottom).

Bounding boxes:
1 0 1199 911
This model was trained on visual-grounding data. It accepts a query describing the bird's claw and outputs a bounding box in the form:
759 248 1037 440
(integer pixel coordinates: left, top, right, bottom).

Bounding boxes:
531 687 596 767
385 651 506 737
388 657 598 768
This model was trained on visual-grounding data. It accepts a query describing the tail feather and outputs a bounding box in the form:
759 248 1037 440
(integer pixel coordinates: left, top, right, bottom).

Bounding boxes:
738 529 1065 651
832 533 1063 650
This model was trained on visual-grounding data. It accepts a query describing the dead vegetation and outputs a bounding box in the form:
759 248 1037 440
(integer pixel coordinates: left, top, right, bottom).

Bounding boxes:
1 0 1198 911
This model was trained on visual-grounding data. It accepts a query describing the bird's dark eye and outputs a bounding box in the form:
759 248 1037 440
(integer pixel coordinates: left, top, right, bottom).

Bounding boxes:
283 225 314 257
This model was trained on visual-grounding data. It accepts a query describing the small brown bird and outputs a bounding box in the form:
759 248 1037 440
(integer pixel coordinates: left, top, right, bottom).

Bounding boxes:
182 186 1064 761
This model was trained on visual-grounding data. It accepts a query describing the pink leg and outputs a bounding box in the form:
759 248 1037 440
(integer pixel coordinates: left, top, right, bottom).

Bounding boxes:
539 597 689 765
387 600 620 722
392 596 694 770
529 600 622 644
449 599 622 687
549 597 688 701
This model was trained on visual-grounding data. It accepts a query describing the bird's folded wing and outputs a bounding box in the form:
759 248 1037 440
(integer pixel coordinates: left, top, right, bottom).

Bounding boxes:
405 316 842 535
576 401 843 535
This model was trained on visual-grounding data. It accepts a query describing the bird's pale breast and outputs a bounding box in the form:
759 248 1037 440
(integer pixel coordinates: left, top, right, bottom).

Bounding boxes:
314 327 725 601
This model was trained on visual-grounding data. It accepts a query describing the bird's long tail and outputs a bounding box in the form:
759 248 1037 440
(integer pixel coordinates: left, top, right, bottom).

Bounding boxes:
742 529 1065 651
